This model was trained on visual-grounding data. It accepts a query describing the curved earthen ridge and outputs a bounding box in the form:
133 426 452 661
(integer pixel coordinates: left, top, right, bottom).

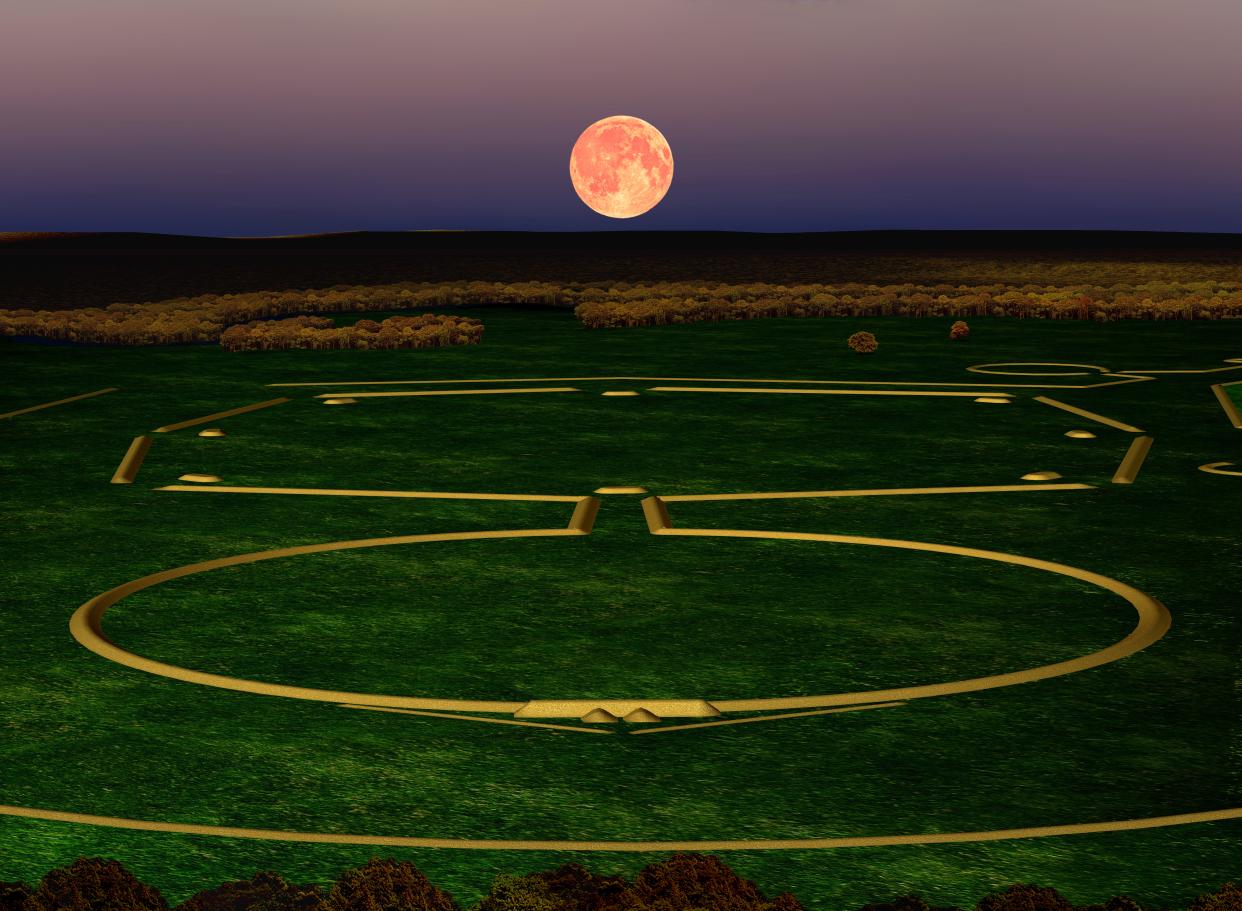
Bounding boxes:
1211 383 1242 429
1199 462 1242 477
0 387 118 421
1111 436 1154 485
638 496 1171 714
70 519 598 717
0 803 1237 851
1117 359 1242 375
153 397 289 433
968 363 1108 376
110 435 153 484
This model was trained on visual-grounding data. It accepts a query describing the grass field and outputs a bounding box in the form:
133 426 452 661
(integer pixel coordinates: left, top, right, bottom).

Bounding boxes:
1 308 1239 909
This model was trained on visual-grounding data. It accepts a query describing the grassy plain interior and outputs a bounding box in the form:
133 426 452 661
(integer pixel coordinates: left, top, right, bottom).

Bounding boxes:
1 307 1239 908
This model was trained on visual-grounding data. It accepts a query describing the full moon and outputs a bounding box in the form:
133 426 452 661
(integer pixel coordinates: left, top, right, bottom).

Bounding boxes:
569 115 673 218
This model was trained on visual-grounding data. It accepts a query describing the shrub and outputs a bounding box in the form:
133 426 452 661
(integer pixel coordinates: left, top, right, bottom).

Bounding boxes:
472 863 631 911
629 853 804 911
4 277 1242 345
0 882 34 911
975 884 1073 911
470 873 560 911
949 320 970 339
848 330 878 353
861 897 961 911
1189 882 1242 911
327 859 459 911
30 858 167 911
1078 897 1146 911
220 314 483 352
175 871 326 911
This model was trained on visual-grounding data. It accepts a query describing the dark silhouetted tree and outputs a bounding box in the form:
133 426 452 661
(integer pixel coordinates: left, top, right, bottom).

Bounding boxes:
629 853 804 911
861 896 961 911
976 884 1073 911
31 858 166 911
0 881 34 911
1189 882 1242 911
327 859 459 911
174 871 326 911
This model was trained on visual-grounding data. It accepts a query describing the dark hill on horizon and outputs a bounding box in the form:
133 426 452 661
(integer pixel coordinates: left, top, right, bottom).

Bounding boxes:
3 230 1241 311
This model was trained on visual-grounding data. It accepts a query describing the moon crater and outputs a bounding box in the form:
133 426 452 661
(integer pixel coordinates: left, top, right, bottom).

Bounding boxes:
569 115 673 219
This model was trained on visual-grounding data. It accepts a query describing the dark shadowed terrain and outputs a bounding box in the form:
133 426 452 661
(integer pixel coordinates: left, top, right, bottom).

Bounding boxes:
4 230 1241 310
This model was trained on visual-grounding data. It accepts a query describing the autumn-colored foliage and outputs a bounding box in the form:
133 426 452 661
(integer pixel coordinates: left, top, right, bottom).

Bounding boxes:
628 853 804 911
175 871 325 911
473 863 632 911
571 280 1242 328
326 859 460 911
473 854 802 911
848 330 878 353
861 896 962 911
29 858 167 911
976 884 1076 911
950 320 970 339
0 882 34 911
1 857 1238 911
3 277 1242 346
1078 897 1147 911
1188 882 1242 911
219 314 483 351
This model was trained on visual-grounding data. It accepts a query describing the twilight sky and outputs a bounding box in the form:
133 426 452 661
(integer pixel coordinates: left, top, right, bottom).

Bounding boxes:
1 0 1240 235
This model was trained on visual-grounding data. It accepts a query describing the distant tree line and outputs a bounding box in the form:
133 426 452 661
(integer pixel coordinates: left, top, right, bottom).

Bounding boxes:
0 854 1238 911
1 278 1241 346
219 314 483 351
571 282 1242 328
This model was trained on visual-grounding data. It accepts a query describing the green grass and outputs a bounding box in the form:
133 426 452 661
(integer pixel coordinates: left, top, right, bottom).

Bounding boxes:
0 309 1239 909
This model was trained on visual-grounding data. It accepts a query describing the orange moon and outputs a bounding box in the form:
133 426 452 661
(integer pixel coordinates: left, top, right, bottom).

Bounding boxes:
569 115 674 218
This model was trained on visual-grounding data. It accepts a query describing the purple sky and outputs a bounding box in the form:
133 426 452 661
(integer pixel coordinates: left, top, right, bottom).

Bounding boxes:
2 0 1240 234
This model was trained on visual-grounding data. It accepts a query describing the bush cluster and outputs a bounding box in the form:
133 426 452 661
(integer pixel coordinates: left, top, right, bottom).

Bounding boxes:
2 857 1239 911
218 314 483 351
0 281 554 345
950 320 970 339
571 280 1242 328
3 277 1242 346
848 331 879 353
